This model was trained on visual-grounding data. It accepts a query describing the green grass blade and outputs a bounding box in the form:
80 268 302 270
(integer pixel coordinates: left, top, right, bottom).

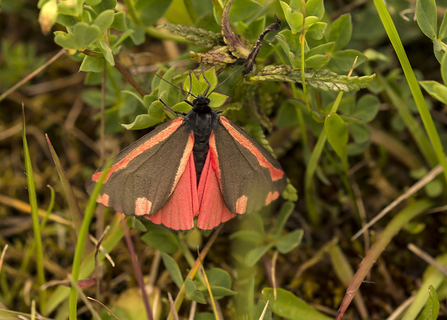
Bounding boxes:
68 158 112 320
373 0 447 182
304 91 344 224
45 135 83 236
22 108 47 315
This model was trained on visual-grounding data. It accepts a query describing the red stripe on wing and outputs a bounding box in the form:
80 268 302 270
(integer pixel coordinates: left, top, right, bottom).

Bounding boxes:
219 117 284 181
197 132 236 230
92 118 184 183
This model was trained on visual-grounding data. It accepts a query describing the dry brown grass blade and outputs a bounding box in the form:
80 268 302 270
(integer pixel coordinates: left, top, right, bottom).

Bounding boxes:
352 162 444 240
0 194 72 226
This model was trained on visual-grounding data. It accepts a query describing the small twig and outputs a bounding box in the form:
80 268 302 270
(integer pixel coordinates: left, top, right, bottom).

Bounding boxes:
113 55 147 96
197 247 219 320
0 245 8 273
188 301 197 320
259 300 270 320
408 243 447 276
167 292 179 320
271 251 278 300
90 225 112 303
352 163 444 240
88 296 121 320
0 49 65 102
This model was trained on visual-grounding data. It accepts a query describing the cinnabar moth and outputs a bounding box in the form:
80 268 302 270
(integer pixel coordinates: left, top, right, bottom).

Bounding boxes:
86 71 287 231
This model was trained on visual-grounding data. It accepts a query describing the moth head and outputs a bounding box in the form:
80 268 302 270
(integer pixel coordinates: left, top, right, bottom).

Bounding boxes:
193 95 211 111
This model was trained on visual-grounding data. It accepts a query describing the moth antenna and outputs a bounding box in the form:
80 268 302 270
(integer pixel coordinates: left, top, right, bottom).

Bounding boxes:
200 64 212 96
159 99 187 117
207 66 243 97
184 71 195 101
155 73 198 99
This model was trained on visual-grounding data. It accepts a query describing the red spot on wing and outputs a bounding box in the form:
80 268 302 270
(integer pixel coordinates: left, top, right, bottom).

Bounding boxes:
197 138 236 230
265 191 279 205
96 194 109 206
135 197 152 216
236 196 248 214
145 152 198 231
220 117 284 181
92 118 184 183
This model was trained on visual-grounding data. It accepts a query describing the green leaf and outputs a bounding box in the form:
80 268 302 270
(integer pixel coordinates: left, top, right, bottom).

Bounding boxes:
229 230 263 245
129 21 146 45
330 49 366 72
58 1 81 16
277 100 300 127
92 0 117 13
140 224 179 253
274 202 295 237
148 100 166 119
276 229 303 253
203 286 238 298
328 14 352 51
353 94 380 122
209 92 228 108
123 90 145 106
349 121 370 144
438 10 447 40
79 55 104 73
420 80 447 105
329 245 354 287
171 101 192 115
121 114 162 130
280 1 303 34
93 9 114 34
417 285 440 320
325 113 348 170
246 244 273 267
262 288 332 320
111 12 127 31
305 54 330 69
85 0 101 5
250 66 375 92
56 14 77 28
73 22 101 49
185 279 206 304
54 31 78 50
416 0 437 39
306 0 324 20
131 217 147 232
205 268 231 289
441 51 447 86
111 29 134 49
142 92 158 109
307 22 327 40
136 0 173 27
99 39 114 66
228 0 261 22
160 252 184 289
